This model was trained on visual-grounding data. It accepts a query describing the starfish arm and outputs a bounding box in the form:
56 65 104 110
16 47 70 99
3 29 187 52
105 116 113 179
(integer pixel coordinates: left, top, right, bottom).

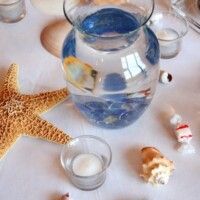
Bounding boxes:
22 88 69 113
0 127 19 159
2 63 19 93
23 115 71 144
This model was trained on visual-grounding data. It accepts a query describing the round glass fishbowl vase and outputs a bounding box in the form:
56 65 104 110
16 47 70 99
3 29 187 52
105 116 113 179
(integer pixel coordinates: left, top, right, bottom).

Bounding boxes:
62 0 160 129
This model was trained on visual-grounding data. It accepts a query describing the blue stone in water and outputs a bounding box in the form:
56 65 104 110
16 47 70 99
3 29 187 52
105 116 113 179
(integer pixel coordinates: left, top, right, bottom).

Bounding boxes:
85 101 108 111
91 110 106 121
103 73 126 91
108 102 125 110
75 103 91 114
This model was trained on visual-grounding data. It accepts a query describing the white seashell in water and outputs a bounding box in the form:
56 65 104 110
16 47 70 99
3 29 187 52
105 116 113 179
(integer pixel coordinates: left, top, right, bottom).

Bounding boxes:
31 0 64 15
41 20 72 58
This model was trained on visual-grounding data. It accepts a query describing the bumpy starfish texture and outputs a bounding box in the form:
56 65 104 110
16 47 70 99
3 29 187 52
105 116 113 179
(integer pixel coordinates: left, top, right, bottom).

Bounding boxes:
0 64 71 159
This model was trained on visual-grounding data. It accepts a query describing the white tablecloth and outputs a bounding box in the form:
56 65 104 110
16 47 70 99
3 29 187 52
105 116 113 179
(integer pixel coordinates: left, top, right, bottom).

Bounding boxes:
0 1 200 200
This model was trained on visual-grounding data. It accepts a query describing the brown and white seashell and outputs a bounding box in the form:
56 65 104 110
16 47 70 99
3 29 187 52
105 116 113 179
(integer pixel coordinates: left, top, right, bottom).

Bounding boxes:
31 0 64 15
41 20 72 58
140 147 175 186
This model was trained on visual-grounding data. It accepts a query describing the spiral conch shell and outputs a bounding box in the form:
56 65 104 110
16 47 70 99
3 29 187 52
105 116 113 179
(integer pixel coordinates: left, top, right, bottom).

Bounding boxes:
140 147 175 186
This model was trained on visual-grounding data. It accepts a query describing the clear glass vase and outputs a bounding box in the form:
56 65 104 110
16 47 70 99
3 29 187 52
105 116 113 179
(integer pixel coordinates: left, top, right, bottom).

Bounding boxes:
62 0 160 129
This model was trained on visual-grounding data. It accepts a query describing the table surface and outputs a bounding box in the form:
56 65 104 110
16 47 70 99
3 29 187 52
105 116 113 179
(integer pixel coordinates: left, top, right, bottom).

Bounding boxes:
0 1 200 200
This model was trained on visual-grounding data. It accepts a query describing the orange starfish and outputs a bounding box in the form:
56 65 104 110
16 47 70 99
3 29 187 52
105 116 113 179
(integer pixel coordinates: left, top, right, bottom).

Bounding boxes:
0 64 71 159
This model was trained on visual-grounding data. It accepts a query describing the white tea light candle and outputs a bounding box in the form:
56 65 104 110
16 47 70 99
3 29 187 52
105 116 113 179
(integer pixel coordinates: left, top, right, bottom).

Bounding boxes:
72 153 102 176
149 11 188 59
156 28 180 59
156 28 179 41
61 135 112 190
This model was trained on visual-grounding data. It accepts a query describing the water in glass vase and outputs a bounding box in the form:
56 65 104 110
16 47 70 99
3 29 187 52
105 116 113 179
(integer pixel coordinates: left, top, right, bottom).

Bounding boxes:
62 7 160 129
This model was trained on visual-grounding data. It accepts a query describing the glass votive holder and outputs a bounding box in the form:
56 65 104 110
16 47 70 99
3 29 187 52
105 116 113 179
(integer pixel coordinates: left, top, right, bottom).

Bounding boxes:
60 135 112 191
149 11 188 59
0 0 26 23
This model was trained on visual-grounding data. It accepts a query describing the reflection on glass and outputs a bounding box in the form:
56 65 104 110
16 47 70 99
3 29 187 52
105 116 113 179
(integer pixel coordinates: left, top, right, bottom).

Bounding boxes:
121 53 146 80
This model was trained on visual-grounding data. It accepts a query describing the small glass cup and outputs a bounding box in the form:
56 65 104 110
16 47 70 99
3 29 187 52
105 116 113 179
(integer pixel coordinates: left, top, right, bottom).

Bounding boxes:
60 135 112 191
149 11 188 59
0 0 26 23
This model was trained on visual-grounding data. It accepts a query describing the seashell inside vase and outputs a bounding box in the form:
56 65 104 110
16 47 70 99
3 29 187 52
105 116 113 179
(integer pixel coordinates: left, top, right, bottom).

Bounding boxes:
41 20 71 58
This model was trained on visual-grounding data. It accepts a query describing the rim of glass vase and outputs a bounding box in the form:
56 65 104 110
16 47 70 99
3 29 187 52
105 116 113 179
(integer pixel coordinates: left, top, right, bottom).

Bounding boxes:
63 0 155 39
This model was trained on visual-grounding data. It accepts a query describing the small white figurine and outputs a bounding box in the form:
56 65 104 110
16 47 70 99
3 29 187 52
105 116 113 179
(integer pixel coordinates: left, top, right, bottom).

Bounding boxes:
170 113 195 154
170 113 182 126
159 70 172 84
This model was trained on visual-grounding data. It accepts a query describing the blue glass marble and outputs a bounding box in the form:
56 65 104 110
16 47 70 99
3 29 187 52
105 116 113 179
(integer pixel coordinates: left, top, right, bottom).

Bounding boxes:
74 95 150 129
103 73 126 91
